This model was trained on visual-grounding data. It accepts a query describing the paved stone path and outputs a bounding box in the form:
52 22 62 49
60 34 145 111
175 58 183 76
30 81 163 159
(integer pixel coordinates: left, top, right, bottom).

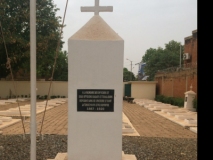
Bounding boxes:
1 103 68 135
123 101 197 138
1 101 197 138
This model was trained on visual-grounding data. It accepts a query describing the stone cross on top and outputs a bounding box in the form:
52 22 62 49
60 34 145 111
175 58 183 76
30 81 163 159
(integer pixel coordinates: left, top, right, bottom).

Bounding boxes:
81 0 113 15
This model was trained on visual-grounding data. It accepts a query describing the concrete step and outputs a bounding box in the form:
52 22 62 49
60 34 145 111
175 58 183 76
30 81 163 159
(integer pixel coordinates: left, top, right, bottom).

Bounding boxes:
48 152 137 160
47 153 67 160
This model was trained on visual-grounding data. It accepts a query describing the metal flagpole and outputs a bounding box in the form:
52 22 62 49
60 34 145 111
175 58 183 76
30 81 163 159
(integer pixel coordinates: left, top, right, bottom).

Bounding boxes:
30 0 37 159
126 58 133 81
130 61 132 81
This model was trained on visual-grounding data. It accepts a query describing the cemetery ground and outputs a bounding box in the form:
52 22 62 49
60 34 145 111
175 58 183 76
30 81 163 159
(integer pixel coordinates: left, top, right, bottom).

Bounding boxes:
0 100 197 160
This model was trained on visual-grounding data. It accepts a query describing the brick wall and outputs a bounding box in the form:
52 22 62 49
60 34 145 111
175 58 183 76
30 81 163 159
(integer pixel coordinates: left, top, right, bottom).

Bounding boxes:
184 30 197 65
155 30 197 98
156 73 197 98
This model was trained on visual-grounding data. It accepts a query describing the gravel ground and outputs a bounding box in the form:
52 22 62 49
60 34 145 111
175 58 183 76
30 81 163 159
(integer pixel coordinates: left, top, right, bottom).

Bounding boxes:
0 134 197 160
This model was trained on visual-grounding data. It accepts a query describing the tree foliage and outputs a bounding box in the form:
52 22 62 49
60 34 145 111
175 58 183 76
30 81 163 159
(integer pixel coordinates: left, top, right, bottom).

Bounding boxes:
142 40 184 81
123 67 136 81
0 0 65 80
53 51 68 81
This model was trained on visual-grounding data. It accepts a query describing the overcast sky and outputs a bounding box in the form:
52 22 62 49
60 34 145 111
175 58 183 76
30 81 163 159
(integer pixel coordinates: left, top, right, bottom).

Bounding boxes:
53 0 197 75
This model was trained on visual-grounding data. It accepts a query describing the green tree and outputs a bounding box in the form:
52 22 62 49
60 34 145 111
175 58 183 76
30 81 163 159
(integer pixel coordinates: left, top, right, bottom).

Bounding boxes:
123 67 136 81
142 40 183 81
53 50 68 81
0 0 64 79
142 48 158 62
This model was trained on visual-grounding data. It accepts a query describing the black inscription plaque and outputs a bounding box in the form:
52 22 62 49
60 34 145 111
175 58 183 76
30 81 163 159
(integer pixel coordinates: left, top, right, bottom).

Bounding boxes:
77 89 114 112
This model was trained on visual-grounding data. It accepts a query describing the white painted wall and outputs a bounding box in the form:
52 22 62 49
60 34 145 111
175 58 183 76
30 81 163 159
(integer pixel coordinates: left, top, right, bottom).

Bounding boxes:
0 81 156 100
0 81 68 98
68 39 124 160
129 81 157 100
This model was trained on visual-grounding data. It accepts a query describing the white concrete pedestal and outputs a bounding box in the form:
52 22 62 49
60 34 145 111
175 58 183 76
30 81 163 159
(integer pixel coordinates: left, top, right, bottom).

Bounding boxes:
184 86 196 111
68 15 124 160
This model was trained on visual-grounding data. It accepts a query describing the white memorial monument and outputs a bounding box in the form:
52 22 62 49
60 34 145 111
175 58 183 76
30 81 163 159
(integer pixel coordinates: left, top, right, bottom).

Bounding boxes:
68 0 124 159
184 85 196 111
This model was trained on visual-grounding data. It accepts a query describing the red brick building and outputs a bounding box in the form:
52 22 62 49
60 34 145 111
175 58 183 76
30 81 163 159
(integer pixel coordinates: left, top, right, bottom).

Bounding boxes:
155 30 197 98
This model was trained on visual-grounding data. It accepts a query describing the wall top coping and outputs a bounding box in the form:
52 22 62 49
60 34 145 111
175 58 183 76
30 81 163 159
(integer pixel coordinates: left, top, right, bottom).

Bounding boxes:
127 81 158 84
192 29 197 34
185 90 196 95
0 81 68 83
184 29 197 41
184 36 193 41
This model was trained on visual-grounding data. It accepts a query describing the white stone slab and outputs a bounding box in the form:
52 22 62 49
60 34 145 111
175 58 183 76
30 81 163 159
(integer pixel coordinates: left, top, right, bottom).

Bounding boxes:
36 105 48 108
4 100 17 103
148 105 179 112
133 99 151 106
51 101 65 104
7 110 30 115
184 119 197 124
138 103 144 107
17 98 29 101
148 103 166 107
24 104 32 107
154 105 178 109
167 111 193 116
143 104 154 108
54 153 67 160
155 111 197 128
1 99 16 102
0 102 6 105
133 99 149 104
24 104 52 108
48 100 66 104
166 109 188 114
0 111 10 116
0 106 54 117
0 116 12 122
123 154 137 160
144 102 162 108
0 119 21 130
52 98 67 102
122 113 140 136
37 102 60 106
8 98 18 101
1 102 12 104
190 127 197 133
161 108 186 113
9 108 30 111
18 105 30 108
123 123 131 128
175 114 197 120
135 102 142 105
135 99 150 102
122 128 135 133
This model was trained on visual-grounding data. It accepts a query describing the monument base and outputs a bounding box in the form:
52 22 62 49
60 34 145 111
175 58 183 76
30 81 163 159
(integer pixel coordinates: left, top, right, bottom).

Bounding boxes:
47 151 137 160
184 108 196 112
